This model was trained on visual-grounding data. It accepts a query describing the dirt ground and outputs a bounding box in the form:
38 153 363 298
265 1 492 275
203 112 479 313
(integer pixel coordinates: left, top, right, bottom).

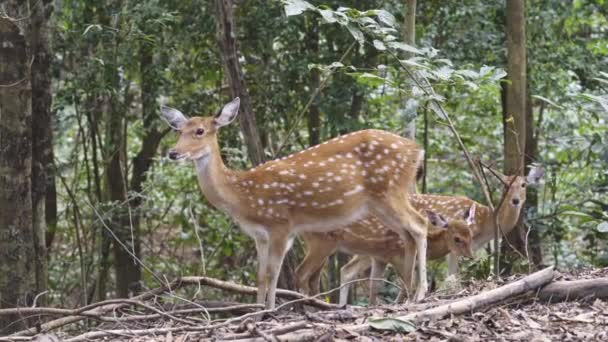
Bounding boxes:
16 268 608 342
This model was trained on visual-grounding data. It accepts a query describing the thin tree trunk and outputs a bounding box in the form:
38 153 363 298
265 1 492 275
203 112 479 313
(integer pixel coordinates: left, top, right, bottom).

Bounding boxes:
525 96 543 266
306 17 321 146
402 0 417 139
124 40 167 297
101 7 135 297
215 0 265 166
0 14 35 333
29 0 54 308
501 0 527 274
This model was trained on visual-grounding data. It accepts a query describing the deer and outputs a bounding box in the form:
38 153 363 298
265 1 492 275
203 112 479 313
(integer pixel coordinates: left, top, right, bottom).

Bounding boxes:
297 167 543 305
444 167 544 275
160 97 429 309
296 205 476 306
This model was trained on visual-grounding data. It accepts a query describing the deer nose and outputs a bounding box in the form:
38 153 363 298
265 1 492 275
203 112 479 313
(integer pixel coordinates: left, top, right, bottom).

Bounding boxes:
168 150 180 160
512 198 520 206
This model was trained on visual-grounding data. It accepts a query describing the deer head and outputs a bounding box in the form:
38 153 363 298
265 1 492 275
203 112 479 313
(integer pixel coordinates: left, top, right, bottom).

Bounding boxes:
427 205 475 258
500 166 544 208
161 98 240 161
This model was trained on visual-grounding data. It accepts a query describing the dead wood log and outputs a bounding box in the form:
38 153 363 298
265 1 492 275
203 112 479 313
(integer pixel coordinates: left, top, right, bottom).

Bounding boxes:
397 266 554 322
538 278 608 302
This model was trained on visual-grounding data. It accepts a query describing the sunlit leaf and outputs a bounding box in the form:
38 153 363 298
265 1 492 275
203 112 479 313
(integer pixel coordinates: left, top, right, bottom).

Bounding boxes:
369 317 416 332
318 9 337 23
373 9 397 28
597 222 608 233
83 24 102 36
346 24 365 45
283 0 314 16
350 72 386 87
532 95 563 109
387 41 422 54
373 40 386 51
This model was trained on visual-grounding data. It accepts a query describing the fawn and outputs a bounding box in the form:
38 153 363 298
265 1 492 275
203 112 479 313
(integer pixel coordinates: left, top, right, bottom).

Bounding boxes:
161 97 429 309
296 205 476 306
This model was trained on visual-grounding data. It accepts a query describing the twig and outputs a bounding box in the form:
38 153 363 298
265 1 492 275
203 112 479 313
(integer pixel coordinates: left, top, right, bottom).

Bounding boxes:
244 318 277 342
274 41 357 157
188 204 207 275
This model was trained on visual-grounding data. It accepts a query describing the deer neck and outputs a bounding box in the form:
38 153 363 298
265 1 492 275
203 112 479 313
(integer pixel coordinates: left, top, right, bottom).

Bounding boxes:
194 140 239 215
427 231 449 259
496 203 522 233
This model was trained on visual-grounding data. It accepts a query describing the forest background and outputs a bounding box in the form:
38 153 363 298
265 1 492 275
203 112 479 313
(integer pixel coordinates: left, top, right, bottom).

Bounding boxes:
0 0 606 333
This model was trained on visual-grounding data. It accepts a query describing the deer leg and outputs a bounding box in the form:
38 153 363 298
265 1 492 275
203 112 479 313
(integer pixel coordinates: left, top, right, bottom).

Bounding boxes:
390 251 414 303
264 231 292 310
295 235 336 295
369 258 388 306
339 255 372 306
253 235 270 305
447 252 459 276
371 199 428 302
308 258 327 295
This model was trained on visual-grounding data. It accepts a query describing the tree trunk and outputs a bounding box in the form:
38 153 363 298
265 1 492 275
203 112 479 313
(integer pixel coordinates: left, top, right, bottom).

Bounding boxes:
402 0 417 139
29 0 54 308
215 0 265 166
0 15 35 333
524 96 543 266
124 40 166 297
306 17 321 146
501 0 527 274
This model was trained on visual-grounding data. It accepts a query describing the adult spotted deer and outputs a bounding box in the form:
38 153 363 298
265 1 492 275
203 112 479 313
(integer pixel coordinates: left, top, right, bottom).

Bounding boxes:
444 167 543 275
296 205 476 306
161 97 429 309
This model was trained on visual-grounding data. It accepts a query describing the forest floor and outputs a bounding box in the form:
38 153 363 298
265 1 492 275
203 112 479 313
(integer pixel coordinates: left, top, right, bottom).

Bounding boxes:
8 268 608 342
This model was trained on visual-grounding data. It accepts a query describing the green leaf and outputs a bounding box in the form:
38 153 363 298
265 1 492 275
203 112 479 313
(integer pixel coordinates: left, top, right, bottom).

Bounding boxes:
387 42 422 54
582 93 608 113
350 72 386 87
318 9 337 23
455 69 479 78
490 68 507 81
83 24 102 36
283 0 314 17
346 24 365 45
373 9 397 28
369 317 416 332
373 40 386 51
532 95 563 109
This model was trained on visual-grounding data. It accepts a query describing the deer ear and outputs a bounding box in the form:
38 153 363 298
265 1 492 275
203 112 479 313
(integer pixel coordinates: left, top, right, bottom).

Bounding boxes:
427 211 448 229
466 204 476 226
214 97 240 128
526 166 545 185
160 105 188 130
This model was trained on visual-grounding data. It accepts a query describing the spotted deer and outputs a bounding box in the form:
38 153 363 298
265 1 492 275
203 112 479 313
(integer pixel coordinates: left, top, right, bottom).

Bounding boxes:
161 97 429 309
296 205 476 306
297 167 543 304
444 167 544 275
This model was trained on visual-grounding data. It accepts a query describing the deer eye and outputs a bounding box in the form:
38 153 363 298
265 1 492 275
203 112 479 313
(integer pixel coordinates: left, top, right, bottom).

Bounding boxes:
195 128 205 136
521 183 527 188
454 237 462 244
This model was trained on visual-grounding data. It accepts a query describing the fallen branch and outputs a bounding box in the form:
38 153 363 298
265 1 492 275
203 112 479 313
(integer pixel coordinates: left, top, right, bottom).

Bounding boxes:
538 278 608 303
10 276 336 336
228 321 313 342
397 266 555 322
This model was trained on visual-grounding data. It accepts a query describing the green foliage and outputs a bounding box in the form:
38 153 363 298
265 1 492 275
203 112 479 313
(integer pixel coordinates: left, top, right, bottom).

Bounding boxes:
46 0 608 306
